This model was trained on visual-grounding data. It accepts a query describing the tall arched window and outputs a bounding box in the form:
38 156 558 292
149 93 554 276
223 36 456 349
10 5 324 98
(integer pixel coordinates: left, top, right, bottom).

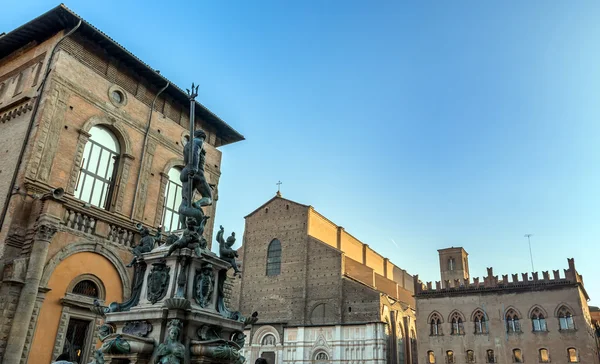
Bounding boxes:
505 309 521 333
531 307 547 332
162 167 183 232
486 350 495 363
450 312 464 335
446 351 454 364
429 312 442 336
512 349 523 363
567 348 578 363
539 349 549 363
558 306 575 330
466 350 475 363
266 239 281 276
473 310 487 334
75 126 120 209
427 351 435 364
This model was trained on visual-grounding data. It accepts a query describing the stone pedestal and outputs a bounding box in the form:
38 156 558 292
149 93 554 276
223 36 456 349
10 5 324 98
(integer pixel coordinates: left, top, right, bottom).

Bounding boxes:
96 244 251 364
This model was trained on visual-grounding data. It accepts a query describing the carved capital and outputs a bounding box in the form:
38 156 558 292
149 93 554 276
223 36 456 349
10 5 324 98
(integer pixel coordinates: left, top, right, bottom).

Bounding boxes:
35 224 57 241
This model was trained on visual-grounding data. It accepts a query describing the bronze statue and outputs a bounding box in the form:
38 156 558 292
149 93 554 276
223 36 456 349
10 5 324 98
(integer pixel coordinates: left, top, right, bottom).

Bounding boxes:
164 216 208 258
127 225 162 267
217 226 241 276
180 129 212 214
150 319 185 364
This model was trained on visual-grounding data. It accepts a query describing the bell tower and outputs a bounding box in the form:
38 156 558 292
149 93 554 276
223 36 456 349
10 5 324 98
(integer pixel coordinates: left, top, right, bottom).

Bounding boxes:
438 247 469 288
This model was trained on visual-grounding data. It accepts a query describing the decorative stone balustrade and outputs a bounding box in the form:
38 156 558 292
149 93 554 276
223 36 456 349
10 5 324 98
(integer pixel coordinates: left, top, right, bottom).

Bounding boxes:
63 209 96 234
60 202 138 248
106 224 136 247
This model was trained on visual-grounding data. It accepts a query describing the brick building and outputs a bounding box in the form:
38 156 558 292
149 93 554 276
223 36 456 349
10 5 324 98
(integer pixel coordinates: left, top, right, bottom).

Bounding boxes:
414 248 598 364
231 193 418 364
0 5 243 364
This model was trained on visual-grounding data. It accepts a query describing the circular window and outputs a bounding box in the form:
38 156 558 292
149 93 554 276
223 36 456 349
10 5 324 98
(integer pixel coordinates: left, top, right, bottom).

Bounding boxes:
108 85 127 107
111 90 123 104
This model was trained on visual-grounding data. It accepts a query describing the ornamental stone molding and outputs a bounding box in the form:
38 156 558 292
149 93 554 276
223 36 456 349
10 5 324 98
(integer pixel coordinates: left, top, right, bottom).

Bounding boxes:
35 224 57 242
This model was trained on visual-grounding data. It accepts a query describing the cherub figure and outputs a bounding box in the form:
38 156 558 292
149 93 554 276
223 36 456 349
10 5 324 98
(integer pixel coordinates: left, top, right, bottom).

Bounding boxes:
217 225 241 276
164 216 209 258
127 225 162 267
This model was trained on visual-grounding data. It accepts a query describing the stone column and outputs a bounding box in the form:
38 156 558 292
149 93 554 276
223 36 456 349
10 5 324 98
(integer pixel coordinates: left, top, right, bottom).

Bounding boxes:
3 223 57 364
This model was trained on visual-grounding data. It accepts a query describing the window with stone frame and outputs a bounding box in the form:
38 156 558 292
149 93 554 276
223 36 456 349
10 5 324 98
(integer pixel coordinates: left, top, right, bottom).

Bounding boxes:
466 350 475 363
429 312 442 336
74 125 121 210
53 275 106 364
557 306 575 331
162 166 184 232
473 310 488 334
486 350 496 363
512 349 523 363
539 349 550 363
567 348 578 363
450 311 464 335
531 307 547 332
446 351 455 364
266 239 282 276
505 309 521 333
427 351 436 364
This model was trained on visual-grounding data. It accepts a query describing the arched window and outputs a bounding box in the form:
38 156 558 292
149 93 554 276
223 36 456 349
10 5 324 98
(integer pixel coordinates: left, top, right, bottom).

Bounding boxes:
266 239 281 276
466 350 475 363
261 334 276 346
558 306 575 330
427 351 435 364
567 348 578 363
450 312 464 335
473 310 487 334
531 307 547 332
539 349 549 363
75 126 120 209
429 312 442 336
446 351 454 364
486 350 495 363
512 349 523 363
162 167 183 232
71 280 99 298
505 309 521 333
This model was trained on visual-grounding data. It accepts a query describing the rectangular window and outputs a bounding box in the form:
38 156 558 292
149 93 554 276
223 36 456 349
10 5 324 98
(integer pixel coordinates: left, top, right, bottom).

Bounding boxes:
60 318 90 363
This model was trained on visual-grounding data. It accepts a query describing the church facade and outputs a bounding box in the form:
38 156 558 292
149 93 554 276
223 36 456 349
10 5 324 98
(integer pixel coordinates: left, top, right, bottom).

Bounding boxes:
414 248 599 364
231 194 418 364
0 5 243 364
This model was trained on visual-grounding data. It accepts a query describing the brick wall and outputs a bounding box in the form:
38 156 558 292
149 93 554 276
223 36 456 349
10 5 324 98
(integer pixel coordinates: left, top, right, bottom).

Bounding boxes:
239 197 310 325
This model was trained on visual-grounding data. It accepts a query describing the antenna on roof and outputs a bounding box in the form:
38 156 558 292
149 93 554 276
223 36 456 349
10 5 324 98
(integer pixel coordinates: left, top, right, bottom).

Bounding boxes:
524 234 534 272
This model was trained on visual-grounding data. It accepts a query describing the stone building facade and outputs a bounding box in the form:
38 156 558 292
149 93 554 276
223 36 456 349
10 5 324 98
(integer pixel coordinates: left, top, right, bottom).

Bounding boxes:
414 248 598 364
232 194 418 364
0 5 243 364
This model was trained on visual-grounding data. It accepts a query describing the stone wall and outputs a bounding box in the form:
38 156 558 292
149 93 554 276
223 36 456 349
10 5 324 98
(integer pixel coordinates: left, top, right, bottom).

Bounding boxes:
416 285 598 364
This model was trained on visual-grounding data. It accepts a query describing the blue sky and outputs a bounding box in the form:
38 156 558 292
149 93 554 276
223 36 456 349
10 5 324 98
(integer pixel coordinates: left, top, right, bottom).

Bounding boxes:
5 1 600 303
